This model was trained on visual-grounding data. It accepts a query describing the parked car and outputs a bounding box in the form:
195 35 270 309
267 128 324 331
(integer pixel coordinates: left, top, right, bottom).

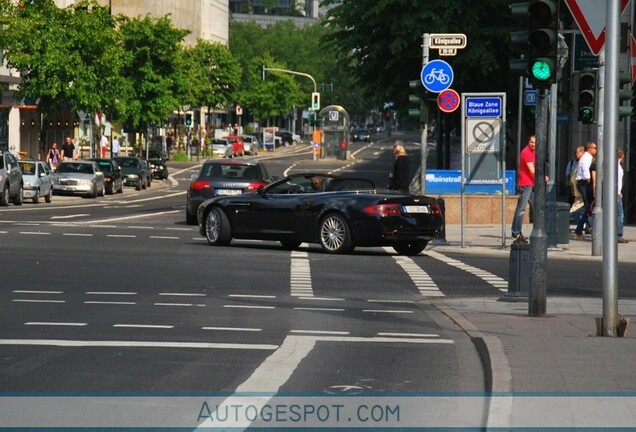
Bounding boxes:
224 135 245 157
186 159 274 225
89 158 124 194
242 133 264 150
239 135 259 155
0 151 23 206
51 160 105 198
211 138 234 158
18 160 53 203
147 151 169 180
352 129 371 142
277 131 301 146
197 173 444 255
113 156 150 190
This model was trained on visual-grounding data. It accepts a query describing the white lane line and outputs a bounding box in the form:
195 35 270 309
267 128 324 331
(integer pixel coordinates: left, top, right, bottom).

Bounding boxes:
299 297 344 301
228 294 276 299
159 293 206 297
127 226 154 230
367 299 416 304
13 299 65 304
77 209 181 225
166 228 193 231
88 225 118 228
290 329 350 335
113 324 174 329
223 305 275 310
19 231 51 235
363 309 415 314
202 327 262 332
149 236 180 240
293 307 345 312
84 301 136 305
426 250 508 292
25 322 87 327
290 251 313 297
86 291 137 295
0 339 278 350
377 332 440 338
13 290 63 295
154 303 205 307
0 231 6 234
51 214 90 220
106 234 136 238
62 233 94 237
383 247 444 297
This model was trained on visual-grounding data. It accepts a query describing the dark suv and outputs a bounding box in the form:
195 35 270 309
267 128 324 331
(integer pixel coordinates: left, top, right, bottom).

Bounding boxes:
0 151 23 206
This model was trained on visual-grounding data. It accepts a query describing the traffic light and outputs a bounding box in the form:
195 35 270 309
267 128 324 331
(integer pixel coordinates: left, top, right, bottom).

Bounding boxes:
618 72 635 119
185 112 193 127
408 80 427 125
311 92 320 110
509 0 559 88
578 71 596 124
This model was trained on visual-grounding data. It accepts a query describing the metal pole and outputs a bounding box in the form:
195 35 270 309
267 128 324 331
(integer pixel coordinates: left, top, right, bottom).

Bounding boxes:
593 52 605 256
517 76 524 167
420 33 430 195
529 88 548 317
602 0 620 336
547 83 558 249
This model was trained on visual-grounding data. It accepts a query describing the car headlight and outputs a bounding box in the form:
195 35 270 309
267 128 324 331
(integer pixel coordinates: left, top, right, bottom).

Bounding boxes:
127 174 140 180
23 181 35 189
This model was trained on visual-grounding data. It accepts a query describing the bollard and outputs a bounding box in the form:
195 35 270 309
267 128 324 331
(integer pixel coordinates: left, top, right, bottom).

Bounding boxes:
499 241 530 302
431 197 448 245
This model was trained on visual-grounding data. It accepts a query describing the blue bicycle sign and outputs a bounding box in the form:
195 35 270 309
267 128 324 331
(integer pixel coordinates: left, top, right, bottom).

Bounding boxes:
421 59 454 93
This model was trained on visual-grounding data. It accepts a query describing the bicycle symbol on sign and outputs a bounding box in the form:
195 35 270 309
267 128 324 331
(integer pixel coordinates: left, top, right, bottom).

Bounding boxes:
424 68 450 85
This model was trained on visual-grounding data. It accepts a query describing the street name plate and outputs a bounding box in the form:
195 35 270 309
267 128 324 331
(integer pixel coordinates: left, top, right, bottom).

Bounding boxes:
429 33 467 49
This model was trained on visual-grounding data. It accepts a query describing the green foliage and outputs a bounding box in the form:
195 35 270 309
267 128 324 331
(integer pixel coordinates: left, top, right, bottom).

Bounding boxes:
170 150 190 162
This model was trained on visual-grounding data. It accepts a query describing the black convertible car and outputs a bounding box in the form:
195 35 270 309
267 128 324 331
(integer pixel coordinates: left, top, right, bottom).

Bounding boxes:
197 173 443 255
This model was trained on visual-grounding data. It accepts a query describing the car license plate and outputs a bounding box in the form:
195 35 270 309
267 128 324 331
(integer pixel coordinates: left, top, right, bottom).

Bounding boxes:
216 189 242 196
403 205 429 214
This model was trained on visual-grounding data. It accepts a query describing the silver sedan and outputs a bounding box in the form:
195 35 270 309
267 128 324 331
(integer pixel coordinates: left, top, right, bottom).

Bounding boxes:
51 160 105 198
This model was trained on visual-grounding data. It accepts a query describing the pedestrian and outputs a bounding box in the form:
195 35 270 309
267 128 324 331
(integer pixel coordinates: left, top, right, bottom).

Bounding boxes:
61 137 77 161
511 135 537 243
565 146 584 206
46 142 61 171
617 147 629 244
574 141 597 240
100 134 109 159
388 141 410 193
233 123 239 136
112 136 120 157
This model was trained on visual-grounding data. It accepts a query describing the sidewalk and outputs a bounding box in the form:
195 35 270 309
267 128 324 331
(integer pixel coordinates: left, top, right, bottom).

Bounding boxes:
428 223 636 427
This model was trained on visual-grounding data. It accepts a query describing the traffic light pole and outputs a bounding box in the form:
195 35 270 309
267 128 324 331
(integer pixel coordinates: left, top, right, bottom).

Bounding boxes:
419 33 430 195
593 53 604 257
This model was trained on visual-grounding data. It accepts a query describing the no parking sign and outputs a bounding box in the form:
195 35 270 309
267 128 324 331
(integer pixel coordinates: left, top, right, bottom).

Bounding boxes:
437 89 460 113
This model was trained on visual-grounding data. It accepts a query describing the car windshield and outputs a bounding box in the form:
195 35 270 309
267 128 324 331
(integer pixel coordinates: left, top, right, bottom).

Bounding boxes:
19 162 36 175
117 159 139 168
57 163 94 174
201 164 259 180
97 162 113 173
212 139 228 146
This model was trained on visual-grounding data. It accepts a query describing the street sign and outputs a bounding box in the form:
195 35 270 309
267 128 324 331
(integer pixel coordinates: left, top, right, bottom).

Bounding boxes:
421 59 454 93
236 105 243 115
564 0 629 55
466 118 502 153
465 96 503 118
572 34 599 73
429 33 467 49
437 89 460 113
524 90 537 106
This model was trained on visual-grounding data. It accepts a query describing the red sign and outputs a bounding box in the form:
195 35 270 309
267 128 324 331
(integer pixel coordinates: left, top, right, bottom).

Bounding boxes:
564 0 630 56
437 89 460 113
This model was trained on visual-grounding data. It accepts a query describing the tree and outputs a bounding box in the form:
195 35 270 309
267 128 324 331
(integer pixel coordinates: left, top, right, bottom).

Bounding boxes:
116 14 189 134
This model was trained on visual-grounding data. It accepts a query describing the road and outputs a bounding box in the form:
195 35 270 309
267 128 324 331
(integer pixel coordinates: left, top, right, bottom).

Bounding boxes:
1 136 635 429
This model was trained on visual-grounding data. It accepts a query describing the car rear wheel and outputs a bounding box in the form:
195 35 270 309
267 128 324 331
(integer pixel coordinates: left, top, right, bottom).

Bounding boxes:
393 241 428 256
205 207 232 246
280 240 302 250
13 186 23 205
45 188 53 203
319 213 353 254
0 185 8 206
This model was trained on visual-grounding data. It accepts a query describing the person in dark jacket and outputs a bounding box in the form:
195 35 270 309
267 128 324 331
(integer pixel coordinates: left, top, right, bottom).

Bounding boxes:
388 141 410 193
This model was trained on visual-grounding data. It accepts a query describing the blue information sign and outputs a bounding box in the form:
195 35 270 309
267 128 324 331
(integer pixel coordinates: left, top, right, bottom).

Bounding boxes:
465 97 502 118
523 90 537 106
421 59 454 93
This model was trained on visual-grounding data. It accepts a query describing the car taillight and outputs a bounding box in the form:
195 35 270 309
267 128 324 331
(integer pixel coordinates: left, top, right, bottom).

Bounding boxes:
190 179 212 191
245 181 268 191
363 203 401 216
430 202 441 215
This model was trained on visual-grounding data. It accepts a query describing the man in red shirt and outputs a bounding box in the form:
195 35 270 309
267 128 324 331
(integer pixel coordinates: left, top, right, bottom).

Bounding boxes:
511 135 536 242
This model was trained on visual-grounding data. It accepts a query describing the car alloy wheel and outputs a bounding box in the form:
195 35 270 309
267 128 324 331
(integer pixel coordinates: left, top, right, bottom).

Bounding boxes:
13 186 23 205
319 213 352 254
0 185 9 206
205 207 232 246
393 241 428 256
45 188 52 203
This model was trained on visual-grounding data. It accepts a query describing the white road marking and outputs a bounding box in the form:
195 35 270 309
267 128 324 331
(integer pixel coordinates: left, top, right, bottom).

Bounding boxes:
290 329 350 335
300 297 344 301
223 305 275 310
62 233 93 237
51 214 90 219
159 293 206 297
293 307 345 312
106 234 136 238
19 231 51 235
25 322 87 327
84 301 136 305
0 339 278 350
228 294 276 299
86 291 137 295
154 303 205 307
384 248 444 297
426 250 508 292
377 332 440 338
77 210 181 225
363 309 415 314
13 290 63 295
13 299 65 304
367 299 415 304
202 327 262 332
290 251 313 297
113 324 174 329
149 236 179 240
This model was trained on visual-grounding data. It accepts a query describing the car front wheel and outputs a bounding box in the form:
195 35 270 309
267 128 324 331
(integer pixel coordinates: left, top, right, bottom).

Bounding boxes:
45 188 53 203
393 241 428 256
319 213 353 254
205 207 232 246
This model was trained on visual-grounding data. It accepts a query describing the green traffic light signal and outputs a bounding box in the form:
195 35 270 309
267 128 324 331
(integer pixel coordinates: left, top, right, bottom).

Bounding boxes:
530 58 555 81
578 71 596 124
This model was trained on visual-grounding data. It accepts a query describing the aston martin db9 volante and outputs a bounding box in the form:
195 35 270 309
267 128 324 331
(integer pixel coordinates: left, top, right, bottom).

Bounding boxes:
197 173 443 255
